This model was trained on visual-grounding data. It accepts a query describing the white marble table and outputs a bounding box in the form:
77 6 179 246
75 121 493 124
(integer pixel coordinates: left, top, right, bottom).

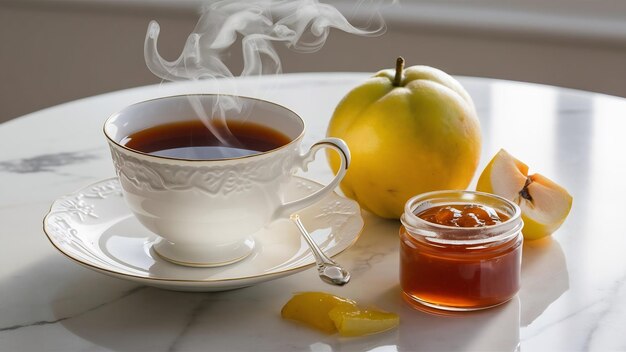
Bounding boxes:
1 73 625 351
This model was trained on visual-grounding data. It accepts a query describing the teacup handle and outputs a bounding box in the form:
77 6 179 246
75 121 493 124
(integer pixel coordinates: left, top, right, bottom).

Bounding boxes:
274 137 350 219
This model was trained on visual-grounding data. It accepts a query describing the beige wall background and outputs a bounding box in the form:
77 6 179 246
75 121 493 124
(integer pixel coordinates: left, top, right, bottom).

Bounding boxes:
2 1 625 123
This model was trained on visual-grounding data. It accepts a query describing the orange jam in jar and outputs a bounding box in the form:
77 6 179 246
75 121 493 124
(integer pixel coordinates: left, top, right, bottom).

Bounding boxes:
400 191 523 311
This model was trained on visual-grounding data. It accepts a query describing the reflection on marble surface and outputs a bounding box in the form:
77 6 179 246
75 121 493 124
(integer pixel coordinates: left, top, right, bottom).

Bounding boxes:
520 238 569 326
1 73 626 351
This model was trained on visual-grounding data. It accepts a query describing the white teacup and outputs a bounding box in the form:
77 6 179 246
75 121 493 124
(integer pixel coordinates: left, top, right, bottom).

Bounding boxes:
104 94 349 267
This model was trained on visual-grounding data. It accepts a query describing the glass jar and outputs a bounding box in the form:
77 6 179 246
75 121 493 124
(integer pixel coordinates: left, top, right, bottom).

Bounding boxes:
400 190 524 312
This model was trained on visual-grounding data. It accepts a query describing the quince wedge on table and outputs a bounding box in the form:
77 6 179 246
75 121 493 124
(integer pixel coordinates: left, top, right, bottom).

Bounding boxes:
476 149 573 240
328 305 400 337
281 292 399 337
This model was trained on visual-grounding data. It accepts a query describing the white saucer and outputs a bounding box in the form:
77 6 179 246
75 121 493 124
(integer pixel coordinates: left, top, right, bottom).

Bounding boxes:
43 177 363 292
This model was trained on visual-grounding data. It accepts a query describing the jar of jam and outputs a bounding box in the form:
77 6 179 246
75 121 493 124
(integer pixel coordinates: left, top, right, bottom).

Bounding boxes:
400 190 523 311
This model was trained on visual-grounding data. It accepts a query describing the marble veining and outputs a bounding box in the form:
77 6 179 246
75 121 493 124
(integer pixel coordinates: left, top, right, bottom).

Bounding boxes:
0 151 100 173
521 298 601 342
350 251 390 277
0 286 145 333
166 297 211 352
581 273 626 350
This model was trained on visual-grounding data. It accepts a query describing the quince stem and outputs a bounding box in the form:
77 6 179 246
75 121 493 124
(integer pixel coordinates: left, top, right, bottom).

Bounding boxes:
394 57 405 87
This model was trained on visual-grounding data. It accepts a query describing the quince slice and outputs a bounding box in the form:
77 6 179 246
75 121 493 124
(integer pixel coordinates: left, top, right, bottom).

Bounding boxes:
477 149 573 240
328 305 400 337
281 292 399 337
281 292 357 333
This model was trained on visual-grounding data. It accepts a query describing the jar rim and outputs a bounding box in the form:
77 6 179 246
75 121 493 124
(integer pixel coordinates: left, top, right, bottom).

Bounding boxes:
401 190 523 246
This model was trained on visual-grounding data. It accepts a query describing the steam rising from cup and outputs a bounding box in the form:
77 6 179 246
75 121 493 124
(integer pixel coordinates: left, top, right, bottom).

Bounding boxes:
143 0 389 151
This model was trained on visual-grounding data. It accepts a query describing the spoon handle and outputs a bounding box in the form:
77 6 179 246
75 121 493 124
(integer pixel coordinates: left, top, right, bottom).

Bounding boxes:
291 214 334 265
290 214 350 286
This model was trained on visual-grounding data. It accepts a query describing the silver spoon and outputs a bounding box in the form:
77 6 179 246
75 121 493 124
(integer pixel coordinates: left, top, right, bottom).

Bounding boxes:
290 214 351 286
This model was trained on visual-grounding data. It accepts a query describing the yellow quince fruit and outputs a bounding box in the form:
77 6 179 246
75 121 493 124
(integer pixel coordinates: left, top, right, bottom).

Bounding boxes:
327 57 481 218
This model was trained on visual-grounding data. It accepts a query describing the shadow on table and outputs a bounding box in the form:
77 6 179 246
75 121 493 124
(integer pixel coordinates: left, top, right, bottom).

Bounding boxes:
519 237 570 326
52 284 206 351
49 268 311 351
